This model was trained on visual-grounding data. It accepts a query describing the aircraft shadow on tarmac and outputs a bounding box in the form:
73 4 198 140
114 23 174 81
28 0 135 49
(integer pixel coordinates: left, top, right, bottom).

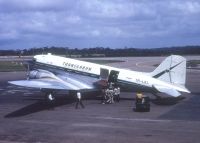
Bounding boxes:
151 96 185 105
115 95 184 105
4 94 185 118
159 94 200 121
3 96 136 118
191 92 200 95
4 98 76 118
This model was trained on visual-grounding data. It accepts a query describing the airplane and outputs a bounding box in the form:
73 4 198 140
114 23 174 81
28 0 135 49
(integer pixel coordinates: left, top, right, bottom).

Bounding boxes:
9 53 190 102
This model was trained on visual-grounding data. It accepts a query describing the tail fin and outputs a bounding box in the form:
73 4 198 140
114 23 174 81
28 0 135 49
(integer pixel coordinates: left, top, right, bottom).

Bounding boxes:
150 55 186 85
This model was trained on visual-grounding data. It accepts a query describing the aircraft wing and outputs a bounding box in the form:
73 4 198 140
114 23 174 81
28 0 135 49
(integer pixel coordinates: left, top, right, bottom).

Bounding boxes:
9 70 97 91
153 85 181 97
9 78 72 90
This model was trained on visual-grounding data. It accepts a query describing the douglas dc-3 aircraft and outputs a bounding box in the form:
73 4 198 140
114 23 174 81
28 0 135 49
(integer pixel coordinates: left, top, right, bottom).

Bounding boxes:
9 54 190 101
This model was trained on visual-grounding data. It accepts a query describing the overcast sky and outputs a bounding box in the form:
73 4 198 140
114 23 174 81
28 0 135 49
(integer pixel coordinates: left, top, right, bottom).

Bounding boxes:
0 0 200 49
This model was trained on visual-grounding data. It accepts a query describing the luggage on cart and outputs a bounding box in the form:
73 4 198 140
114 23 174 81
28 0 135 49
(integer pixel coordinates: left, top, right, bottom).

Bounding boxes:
135 96 150 112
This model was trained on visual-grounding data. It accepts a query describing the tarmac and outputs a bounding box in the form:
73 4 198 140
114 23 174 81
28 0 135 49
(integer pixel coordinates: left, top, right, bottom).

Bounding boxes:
0 56 200 143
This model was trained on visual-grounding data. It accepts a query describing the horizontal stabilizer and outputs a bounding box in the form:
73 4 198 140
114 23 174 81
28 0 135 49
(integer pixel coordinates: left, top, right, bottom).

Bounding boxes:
154 85 181 97
173 84 191 93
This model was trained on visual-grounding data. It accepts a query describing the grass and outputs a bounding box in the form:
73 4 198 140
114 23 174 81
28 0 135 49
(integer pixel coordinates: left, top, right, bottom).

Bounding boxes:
187 60 200 68
0 61 26 72
1 59 198 72
0 59 124 72
82 59 124 64
153 60 200 68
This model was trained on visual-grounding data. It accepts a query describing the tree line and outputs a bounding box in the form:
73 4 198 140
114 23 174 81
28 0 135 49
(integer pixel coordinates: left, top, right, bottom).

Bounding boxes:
0 46 200 57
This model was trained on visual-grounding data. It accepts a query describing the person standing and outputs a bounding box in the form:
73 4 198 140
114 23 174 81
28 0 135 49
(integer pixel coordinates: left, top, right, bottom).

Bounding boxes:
101 89 106 104
75 91 84 109
114 87 118 102
116 87 120 102
109 89 114 104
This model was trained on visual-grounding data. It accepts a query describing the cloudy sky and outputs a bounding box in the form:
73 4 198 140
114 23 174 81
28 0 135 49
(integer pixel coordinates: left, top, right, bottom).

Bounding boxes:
0 0 200 49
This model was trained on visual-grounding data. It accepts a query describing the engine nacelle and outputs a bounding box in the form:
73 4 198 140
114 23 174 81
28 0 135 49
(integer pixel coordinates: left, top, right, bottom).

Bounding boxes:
29 70 55 79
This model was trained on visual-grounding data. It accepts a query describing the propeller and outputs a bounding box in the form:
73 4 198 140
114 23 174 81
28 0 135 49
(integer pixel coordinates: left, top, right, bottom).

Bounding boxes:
26 63 30 80
22 61 33 80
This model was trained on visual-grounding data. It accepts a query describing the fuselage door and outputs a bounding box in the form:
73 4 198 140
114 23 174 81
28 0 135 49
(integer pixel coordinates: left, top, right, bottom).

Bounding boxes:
108 70 119 83
100 68 109 80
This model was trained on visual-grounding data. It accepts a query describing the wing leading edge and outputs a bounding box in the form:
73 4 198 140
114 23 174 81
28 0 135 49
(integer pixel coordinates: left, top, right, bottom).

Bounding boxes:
9 78 70 90
9 77 95 91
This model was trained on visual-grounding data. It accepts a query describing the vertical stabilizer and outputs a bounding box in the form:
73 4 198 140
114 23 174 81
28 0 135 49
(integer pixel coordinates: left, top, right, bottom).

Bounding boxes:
151 55 186 85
